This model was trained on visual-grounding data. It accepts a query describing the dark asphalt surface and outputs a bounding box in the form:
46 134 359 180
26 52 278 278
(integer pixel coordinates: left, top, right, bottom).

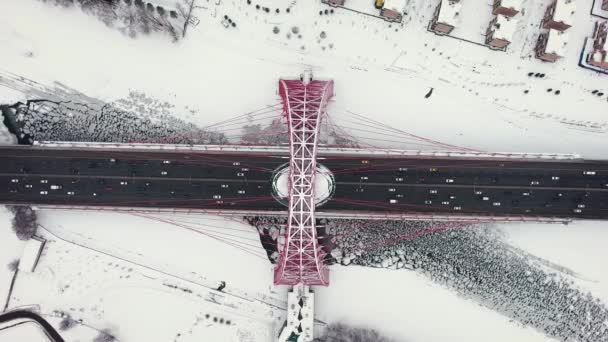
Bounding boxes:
0 310 65 342
1 146 608 219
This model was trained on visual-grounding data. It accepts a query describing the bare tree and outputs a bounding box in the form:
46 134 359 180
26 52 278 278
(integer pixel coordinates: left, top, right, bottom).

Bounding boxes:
177 0 196 38
8 206 38 240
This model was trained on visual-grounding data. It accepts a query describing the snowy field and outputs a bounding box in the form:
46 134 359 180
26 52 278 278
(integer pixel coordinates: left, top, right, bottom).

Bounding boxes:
1 0 608 341
7 210 286 341
1 0 607 156
0 320 50 342
0 207 24 311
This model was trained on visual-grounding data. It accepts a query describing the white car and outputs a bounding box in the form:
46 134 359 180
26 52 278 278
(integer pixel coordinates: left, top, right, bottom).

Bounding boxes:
573 209 582 213
236 172 245 177
493 202 501 206
388 188 396 192
25 184 33 189
441 201 450 205
424 200 432 204
40 179 48 184
522 192 530 196
429 189 438 194
530 181 540 185
213 195 222 199
583 171 597 175
161 171 168 175
360 176 368 180
221 184 229 188
389 199 398 204
551 176 560 180
40 191 48 195
163 160 171 164
237 190 246 194
395 177 404 182
67 191 75 196
445 179 454 183
474 191 482 195
120 181 128 185
50 185 62 190
10 179 19 183
453 206 462 211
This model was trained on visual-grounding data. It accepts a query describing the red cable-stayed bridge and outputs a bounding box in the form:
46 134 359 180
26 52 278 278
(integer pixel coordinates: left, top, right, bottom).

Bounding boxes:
2 75 608 289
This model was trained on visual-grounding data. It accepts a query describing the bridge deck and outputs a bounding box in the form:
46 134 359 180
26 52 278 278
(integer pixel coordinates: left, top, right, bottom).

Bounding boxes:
1 146 607 220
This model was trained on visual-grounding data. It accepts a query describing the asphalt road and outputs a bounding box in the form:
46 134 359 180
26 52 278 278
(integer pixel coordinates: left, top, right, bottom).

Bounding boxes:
1 146 608 219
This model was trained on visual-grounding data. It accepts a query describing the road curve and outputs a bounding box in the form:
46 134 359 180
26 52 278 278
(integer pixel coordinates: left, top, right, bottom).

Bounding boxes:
0 310 65 342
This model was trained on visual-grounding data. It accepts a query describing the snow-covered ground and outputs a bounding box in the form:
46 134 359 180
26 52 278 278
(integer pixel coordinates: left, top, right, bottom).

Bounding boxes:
498 220 608 301
0 125 16 145
316 266 553 342
7 210 287 342
0 320 50 342
1 0 607 156
0 207 24 311
1 0 608 341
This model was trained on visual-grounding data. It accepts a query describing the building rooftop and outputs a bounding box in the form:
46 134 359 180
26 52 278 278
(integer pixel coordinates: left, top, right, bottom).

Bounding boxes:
553 0 576 26
493 15 517 41
383 0 406 11
545 28 569 56
437 0 462 26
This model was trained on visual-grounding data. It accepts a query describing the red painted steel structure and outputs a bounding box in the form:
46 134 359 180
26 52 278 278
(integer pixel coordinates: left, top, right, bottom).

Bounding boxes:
274 78 334 286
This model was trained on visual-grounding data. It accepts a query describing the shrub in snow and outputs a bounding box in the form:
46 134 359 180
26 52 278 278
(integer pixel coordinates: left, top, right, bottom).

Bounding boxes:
94 329 116 342
8 206 37 241
7 259 19 272
59 315 78 331
319 323 394 342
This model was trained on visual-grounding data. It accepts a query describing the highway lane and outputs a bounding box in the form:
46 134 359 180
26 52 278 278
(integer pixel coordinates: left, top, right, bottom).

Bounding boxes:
0 146 286 210
321 155 608 219
1 146 608 219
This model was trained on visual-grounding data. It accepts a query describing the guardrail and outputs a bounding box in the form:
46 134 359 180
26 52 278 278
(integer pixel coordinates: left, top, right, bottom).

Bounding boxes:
27 204 571 223
33 141 583 161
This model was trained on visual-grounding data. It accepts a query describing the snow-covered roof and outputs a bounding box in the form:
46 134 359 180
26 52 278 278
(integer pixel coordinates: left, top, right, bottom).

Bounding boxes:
553 0 576 26
383 0 406 11
545 28 569 56
499 0 522 9
437 0 462 26
492 15 517 41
